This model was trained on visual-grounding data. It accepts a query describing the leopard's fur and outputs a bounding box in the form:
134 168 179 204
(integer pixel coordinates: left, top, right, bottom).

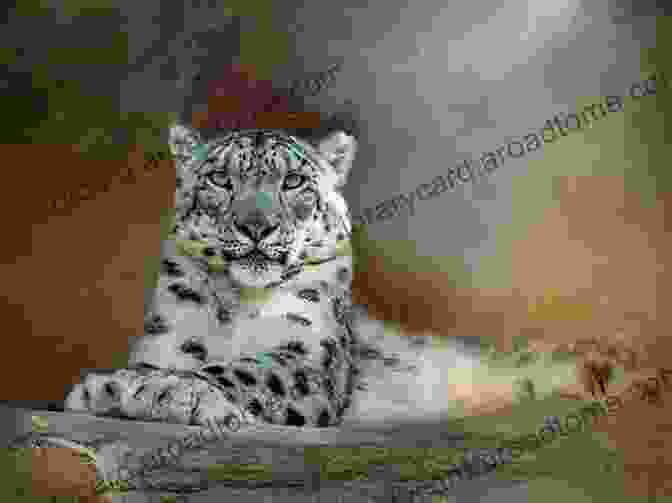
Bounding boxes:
66 125 386 428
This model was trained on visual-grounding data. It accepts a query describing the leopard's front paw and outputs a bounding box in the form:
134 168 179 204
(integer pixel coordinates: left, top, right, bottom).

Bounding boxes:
65 369 193 424
65 368 256 428
188 380 257 427
65 370 139 417
192 402 257 430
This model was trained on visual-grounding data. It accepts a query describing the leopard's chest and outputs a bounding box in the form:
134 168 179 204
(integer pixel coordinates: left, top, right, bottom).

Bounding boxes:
203 285 348 367
131 242 355 372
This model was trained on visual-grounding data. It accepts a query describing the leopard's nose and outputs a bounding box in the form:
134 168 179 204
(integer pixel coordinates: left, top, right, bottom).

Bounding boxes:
235 209 278 241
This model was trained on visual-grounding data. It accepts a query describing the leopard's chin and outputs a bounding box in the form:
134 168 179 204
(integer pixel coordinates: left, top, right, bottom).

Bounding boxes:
227 262 285 288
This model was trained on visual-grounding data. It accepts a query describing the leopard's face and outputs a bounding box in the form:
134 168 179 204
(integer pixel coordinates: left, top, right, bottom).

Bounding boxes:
170 126 356 288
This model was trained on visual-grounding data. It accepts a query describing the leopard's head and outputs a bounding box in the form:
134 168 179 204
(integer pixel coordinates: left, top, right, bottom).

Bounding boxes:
169 124 356 288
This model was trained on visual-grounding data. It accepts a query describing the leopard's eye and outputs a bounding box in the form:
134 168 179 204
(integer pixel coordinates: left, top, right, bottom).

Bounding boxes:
206 171 234 191
282 173 305 190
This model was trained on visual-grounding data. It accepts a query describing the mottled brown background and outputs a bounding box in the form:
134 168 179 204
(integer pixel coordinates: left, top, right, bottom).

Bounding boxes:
0 144 174 404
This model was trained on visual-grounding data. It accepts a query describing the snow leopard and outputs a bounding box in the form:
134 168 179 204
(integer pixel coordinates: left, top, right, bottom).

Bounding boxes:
65 123 465 429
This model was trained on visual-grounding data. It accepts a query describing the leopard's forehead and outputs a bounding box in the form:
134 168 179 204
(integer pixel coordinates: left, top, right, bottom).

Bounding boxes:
218 129 304 150
196 129 323 178
211 130 311 156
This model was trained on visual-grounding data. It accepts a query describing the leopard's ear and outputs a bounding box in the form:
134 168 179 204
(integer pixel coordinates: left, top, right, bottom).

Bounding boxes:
315 131 357 188
169 122 205 161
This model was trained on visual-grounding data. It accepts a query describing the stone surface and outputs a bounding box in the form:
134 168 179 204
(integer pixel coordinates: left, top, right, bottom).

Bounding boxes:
10 406 528 502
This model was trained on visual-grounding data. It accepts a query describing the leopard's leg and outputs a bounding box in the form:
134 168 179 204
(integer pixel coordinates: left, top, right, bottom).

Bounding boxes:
65 367 255 426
